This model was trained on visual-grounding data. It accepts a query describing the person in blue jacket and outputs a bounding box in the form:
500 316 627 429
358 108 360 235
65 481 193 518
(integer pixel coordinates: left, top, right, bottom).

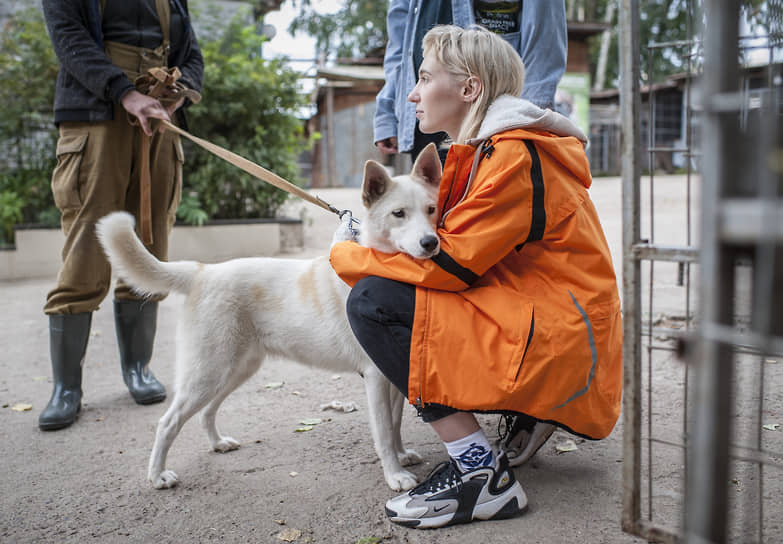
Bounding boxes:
374 0 567 162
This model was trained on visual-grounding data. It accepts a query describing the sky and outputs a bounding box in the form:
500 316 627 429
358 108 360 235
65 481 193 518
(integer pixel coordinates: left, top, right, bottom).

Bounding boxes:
261 1 341 62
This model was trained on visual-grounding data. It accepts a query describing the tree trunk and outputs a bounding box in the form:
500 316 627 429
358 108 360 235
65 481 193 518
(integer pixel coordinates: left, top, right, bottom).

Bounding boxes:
593 1 617 91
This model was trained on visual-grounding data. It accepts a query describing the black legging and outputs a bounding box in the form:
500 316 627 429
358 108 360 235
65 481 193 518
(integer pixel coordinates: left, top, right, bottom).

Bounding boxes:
345 276 457 422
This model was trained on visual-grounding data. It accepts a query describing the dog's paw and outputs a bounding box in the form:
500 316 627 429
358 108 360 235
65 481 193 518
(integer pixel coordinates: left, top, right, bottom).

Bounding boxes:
213 437 240 453
398 448 423 466
387 469 418 492
151 470 179 489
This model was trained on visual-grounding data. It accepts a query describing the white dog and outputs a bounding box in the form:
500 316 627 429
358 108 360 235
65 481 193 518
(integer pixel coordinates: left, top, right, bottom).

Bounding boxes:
96 144 443 491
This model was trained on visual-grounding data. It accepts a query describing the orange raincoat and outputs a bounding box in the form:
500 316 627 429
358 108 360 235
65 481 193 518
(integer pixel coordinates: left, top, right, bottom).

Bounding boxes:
331 96 622 439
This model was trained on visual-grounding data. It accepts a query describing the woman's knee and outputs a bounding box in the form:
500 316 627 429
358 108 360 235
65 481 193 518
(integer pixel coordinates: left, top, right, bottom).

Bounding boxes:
346 276 415 328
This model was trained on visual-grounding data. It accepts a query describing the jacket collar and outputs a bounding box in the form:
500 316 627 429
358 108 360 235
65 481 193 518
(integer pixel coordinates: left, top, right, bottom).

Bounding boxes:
467 95 588 147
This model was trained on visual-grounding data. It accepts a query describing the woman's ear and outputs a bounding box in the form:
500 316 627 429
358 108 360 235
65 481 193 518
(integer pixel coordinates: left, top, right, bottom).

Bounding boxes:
461 76 482 103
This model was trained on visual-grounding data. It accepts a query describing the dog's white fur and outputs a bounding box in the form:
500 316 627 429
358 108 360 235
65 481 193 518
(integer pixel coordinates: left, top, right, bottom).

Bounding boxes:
96 144 443 491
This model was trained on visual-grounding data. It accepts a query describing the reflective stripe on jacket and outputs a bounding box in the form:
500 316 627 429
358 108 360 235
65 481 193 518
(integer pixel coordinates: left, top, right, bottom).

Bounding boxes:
330 127 622 440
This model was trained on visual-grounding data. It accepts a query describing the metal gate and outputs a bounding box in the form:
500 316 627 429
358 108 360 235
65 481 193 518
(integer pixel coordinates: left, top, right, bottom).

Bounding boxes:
619 1 783 542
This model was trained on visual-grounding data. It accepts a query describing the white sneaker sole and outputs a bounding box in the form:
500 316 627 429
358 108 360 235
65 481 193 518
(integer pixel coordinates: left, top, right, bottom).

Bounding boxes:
506 422 556 467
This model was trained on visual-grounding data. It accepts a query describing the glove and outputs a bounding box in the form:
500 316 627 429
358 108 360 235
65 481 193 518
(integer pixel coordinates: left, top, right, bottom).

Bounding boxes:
331 211 360 248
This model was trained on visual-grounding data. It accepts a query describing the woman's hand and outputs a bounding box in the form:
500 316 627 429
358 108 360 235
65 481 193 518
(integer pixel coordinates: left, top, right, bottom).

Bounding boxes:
331 212 361 248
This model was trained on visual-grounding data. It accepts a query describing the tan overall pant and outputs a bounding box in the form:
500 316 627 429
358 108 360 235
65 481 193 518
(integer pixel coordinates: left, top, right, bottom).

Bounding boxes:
45 0 183 315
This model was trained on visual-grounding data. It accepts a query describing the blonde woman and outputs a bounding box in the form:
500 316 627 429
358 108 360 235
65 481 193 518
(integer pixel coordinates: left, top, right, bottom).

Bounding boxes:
331 25 622 529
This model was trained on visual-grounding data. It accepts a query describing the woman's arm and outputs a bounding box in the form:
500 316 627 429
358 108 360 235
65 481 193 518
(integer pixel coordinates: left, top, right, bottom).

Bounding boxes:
331 140 535 290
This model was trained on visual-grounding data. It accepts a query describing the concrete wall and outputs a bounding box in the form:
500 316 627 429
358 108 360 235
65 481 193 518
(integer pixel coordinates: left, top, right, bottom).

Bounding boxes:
0 220 303 282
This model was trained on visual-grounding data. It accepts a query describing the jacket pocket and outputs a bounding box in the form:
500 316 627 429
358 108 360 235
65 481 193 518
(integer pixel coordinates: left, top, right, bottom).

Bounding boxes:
167 138 184 217
51 133 88 211
507 303 535 385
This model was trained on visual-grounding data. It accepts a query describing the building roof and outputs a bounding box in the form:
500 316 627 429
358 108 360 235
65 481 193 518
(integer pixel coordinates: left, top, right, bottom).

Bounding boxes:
315 65 386 83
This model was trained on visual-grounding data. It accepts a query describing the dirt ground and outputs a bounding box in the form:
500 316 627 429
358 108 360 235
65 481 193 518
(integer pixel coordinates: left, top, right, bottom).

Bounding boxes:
2 179 777 543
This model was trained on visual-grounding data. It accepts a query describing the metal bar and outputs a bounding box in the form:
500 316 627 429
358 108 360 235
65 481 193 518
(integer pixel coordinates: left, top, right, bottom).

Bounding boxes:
684 2 741 542
633 243 699 262
647 146 691 153
719 199 783 243
620 0 643 536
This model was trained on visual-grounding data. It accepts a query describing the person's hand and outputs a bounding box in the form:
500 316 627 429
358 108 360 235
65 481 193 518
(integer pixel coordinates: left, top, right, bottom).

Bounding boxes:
375 137 398 155
331 211 360 248
121 90 171 136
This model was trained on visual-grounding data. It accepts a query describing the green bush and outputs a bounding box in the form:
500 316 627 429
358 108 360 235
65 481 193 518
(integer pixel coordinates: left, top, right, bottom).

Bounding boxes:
0 1 310 245
179 19 310 224
0 3 59 246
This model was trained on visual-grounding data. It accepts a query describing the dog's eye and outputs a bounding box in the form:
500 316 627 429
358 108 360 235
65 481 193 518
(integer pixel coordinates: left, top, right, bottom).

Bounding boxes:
392 209 405 218
427 206 436 215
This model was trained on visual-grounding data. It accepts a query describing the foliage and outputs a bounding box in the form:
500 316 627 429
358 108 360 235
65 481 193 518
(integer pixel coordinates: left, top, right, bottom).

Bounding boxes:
0 1 310 244
0 3 59 245
180 16 310 222
587 0 780 89
288 0 389 59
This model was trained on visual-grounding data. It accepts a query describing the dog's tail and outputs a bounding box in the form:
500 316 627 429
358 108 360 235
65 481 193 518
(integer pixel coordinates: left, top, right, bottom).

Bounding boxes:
96 211 198 296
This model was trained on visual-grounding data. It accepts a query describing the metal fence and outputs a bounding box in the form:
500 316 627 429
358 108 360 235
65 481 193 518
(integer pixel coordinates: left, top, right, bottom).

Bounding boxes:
620 1 783 542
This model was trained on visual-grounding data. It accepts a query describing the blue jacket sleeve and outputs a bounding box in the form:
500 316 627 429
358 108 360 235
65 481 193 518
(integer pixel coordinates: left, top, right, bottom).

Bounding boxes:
373 0 409 144
518 0 567 109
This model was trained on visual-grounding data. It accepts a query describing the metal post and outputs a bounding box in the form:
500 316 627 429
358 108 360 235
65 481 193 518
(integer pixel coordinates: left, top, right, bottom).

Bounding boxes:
619 0 643 535
684 1 741 542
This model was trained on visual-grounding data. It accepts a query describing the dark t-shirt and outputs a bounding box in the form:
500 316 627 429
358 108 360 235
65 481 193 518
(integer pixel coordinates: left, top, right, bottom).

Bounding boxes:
413 0 453 79
102 0 187 50
474 0 521 34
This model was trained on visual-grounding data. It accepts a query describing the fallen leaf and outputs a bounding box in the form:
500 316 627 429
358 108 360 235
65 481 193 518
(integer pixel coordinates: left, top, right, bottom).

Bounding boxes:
95 417 104 422
277 528 302 542
274 519 286 525
264 382 284 389
762 423 779 431
320 400 358 413
555 439 578 453
289 472 298 477
11 403 32 412
299 418 322 426
292 391 302 396
294 426 314 432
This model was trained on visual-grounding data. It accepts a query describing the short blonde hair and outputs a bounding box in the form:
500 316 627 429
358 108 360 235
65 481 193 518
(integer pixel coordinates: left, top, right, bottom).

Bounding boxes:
422 25 525 144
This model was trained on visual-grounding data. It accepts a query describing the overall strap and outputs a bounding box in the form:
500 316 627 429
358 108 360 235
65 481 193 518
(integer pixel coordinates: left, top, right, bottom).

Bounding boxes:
153 0 172 57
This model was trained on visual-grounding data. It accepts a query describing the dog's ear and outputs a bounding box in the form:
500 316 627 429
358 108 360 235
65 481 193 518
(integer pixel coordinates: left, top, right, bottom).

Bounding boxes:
362 160 392 208
411 143 442 188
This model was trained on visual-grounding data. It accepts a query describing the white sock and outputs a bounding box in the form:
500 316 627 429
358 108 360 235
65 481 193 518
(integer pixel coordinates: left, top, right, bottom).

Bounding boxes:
444 429 497 472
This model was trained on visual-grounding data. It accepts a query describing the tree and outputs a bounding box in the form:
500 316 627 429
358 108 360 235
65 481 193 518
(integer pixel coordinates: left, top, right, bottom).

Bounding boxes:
588 0 779 90
0 2 60 245
288 0 389 60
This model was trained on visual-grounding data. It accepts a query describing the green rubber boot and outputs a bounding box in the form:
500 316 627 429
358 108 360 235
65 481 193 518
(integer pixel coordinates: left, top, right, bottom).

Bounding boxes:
39 313 91 430
114 300 166 405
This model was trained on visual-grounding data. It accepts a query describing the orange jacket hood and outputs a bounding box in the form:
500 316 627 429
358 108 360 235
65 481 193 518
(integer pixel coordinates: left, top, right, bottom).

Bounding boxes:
469 94 592 189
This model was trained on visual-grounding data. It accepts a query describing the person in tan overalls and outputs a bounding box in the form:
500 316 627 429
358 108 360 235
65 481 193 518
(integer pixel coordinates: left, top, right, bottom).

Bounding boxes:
39 0 204 430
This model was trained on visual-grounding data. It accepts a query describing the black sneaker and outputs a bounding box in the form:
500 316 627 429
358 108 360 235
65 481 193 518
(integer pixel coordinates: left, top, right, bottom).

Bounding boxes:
384 451 527 529
498 414 556 467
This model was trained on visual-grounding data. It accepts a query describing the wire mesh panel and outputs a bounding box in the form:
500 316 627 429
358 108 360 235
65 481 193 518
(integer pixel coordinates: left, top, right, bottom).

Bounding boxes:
620 1 783 542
